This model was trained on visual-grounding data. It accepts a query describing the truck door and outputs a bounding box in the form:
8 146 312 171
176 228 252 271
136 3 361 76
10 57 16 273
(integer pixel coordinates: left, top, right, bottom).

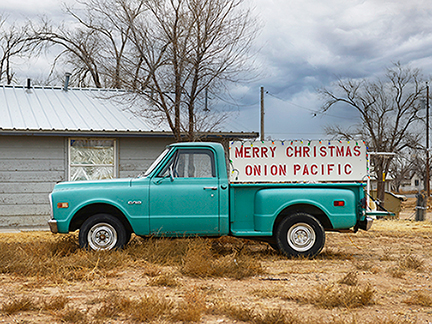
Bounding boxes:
149 148 220 235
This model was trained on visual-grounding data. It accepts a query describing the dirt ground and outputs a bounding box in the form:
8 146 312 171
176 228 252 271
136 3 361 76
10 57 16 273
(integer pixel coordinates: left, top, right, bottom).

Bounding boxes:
1 199 432 323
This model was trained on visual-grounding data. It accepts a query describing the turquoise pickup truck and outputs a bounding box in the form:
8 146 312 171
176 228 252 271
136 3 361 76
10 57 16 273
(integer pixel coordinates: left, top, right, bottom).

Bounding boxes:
48 142 372 257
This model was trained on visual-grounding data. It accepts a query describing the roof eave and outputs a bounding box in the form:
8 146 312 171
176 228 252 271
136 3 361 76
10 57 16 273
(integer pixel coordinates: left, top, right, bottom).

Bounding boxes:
0 129 259 139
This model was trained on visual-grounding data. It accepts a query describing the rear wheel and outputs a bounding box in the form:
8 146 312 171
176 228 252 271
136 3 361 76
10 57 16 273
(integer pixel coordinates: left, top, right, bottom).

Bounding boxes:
79 213 128 251
275 213 325 258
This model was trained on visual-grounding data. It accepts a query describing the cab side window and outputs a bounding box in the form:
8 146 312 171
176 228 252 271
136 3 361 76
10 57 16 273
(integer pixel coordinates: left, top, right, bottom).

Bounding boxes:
158 149 216 178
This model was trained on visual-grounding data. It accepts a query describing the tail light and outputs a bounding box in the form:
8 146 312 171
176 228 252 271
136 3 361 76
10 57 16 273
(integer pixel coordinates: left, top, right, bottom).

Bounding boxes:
334 200 345 207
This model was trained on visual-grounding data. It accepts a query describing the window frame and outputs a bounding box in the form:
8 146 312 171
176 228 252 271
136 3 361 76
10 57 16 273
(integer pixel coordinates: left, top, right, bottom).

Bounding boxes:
156 148 216 179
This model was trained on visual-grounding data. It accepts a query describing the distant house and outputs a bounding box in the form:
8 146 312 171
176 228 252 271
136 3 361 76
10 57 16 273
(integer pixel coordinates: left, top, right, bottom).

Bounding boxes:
399 172 426 193
0 83 257 227
368 172 393 192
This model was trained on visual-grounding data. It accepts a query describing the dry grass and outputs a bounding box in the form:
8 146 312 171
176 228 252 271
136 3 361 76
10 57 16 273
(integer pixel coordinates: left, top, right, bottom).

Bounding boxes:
352 260 373 271
140 261 163 277
93 293 132 319
318 247 353 260
1 296 37 315
251 286 288 299
173 288 207 322
211 300 302 324
125 236 191 265
0 234 264 282
180 237 264 279
128 294 174 322
254 307 301 324
2 219 432 323
379 247 395 261
338 271 359 286
387 266 406 279
211 300 256 322
147 272 180 287
1 295 71 316
56 306 88 323
397 254 424 270
294 283 375 309
0 234 126 280
91 292 174 322
40 295 70 311
403 290 432 307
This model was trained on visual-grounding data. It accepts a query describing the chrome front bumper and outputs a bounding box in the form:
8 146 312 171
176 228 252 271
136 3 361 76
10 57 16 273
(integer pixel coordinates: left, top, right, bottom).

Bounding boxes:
48 219 58 233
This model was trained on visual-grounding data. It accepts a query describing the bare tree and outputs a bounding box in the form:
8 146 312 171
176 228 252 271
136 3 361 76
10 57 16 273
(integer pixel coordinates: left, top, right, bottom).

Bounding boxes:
389 151 418 192
124 0 258 141
31 18 103 87
0 16 36 84
33 0 257 141
31 0 142 88
319 63 425 204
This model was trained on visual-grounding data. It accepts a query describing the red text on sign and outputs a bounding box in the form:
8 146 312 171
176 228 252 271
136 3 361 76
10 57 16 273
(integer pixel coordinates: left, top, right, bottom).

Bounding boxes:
293 163 353 176
286 145 361 158
245 164 287 176
235 146 277 158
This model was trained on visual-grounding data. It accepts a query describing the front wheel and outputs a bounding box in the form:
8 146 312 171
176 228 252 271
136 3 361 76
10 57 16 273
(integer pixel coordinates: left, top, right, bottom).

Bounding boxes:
79 213 128 251
275 213 325 258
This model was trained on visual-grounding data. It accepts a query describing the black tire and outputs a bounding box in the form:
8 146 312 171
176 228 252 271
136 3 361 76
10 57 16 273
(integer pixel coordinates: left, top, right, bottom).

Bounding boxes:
275 213 325 258
79 213 128 251
268 242 280 252
125 229 132 245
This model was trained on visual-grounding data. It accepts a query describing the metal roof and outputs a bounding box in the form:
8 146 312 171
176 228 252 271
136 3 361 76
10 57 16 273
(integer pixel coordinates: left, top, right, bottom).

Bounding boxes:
0 84 257 138
0 84 167 136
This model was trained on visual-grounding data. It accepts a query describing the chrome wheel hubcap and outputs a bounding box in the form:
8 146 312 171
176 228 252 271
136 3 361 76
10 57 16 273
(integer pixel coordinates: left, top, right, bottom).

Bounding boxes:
88 223 117 250
287 223 315 252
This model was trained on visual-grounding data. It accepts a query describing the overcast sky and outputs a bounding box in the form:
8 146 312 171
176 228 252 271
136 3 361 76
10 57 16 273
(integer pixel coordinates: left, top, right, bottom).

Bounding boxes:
2 0 432 140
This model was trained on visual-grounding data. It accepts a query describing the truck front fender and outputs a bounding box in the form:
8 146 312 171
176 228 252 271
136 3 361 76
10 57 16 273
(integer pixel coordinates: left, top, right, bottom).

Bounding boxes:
254 188 357 233
61 198 133 233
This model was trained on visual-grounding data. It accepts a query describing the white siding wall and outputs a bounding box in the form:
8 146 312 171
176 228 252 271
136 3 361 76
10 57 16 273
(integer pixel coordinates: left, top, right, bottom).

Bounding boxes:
0 136 67 227
118 137 172 178
0 135 214 227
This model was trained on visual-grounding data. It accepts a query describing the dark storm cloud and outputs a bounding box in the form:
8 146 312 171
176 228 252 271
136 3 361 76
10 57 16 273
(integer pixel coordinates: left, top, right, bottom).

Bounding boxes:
220 0 432 139
3 0 432 139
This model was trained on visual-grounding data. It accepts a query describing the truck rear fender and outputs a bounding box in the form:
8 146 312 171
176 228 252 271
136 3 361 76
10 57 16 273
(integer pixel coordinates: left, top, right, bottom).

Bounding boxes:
272 203 333 233
254 188 357 233
69 202 133 234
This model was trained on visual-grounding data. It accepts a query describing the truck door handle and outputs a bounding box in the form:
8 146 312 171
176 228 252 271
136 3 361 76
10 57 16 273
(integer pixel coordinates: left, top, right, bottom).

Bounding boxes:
203 187 217 190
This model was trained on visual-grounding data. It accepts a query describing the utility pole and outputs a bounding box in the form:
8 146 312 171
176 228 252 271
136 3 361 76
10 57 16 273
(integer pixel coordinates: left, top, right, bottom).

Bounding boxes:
260 86 264 141
427 82 430 197
204 88 209 112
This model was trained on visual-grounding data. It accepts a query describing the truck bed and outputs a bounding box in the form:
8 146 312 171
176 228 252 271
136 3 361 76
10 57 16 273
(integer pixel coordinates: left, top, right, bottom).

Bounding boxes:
229 182 365 237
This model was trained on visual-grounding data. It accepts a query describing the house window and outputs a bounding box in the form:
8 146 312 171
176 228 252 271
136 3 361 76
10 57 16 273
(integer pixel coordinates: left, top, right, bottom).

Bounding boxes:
69 138 116 181
415 179 420 187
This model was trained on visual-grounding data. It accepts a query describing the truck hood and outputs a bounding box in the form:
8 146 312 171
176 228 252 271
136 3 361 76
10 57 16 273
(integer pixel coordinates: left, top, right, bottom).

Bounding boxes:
53 178 134 191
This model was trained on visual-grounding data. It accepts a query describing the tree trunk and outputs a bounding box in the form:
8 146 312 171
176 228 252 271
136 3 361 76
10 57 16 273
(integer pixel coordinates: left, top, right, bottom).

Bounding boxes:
375 158 386 208
376 179 385 209
188 103 194 141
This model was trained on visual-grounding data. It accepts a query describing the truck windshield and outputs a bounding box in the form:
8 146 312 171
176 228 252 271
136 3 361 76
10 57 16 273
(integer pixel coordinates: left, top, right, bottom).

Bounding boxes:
142 148 171 177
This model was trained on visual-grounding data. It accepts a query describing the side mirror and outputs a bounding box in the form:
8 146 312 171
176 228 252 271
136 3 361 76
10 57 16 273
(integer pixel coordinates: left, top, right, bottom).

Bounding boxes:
155 167 174 185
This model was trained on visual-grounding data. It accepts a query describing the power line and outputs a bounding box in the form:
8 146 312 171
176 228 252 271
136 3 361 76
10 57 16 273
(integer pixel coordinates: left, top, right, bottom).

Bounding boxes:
265 91 356 120
213 93 259 107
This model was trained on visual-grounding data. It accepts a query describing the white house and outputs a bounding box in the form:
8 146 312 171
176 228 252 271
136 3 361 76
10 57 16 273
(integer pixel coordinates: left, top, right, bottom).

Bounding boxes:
0 83 257 227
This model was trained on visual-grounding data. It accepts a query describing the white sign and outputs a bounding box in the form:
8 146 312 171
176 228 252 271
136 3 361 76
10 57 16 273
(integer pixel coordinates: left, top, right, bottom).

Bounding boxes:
229 140 367 182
